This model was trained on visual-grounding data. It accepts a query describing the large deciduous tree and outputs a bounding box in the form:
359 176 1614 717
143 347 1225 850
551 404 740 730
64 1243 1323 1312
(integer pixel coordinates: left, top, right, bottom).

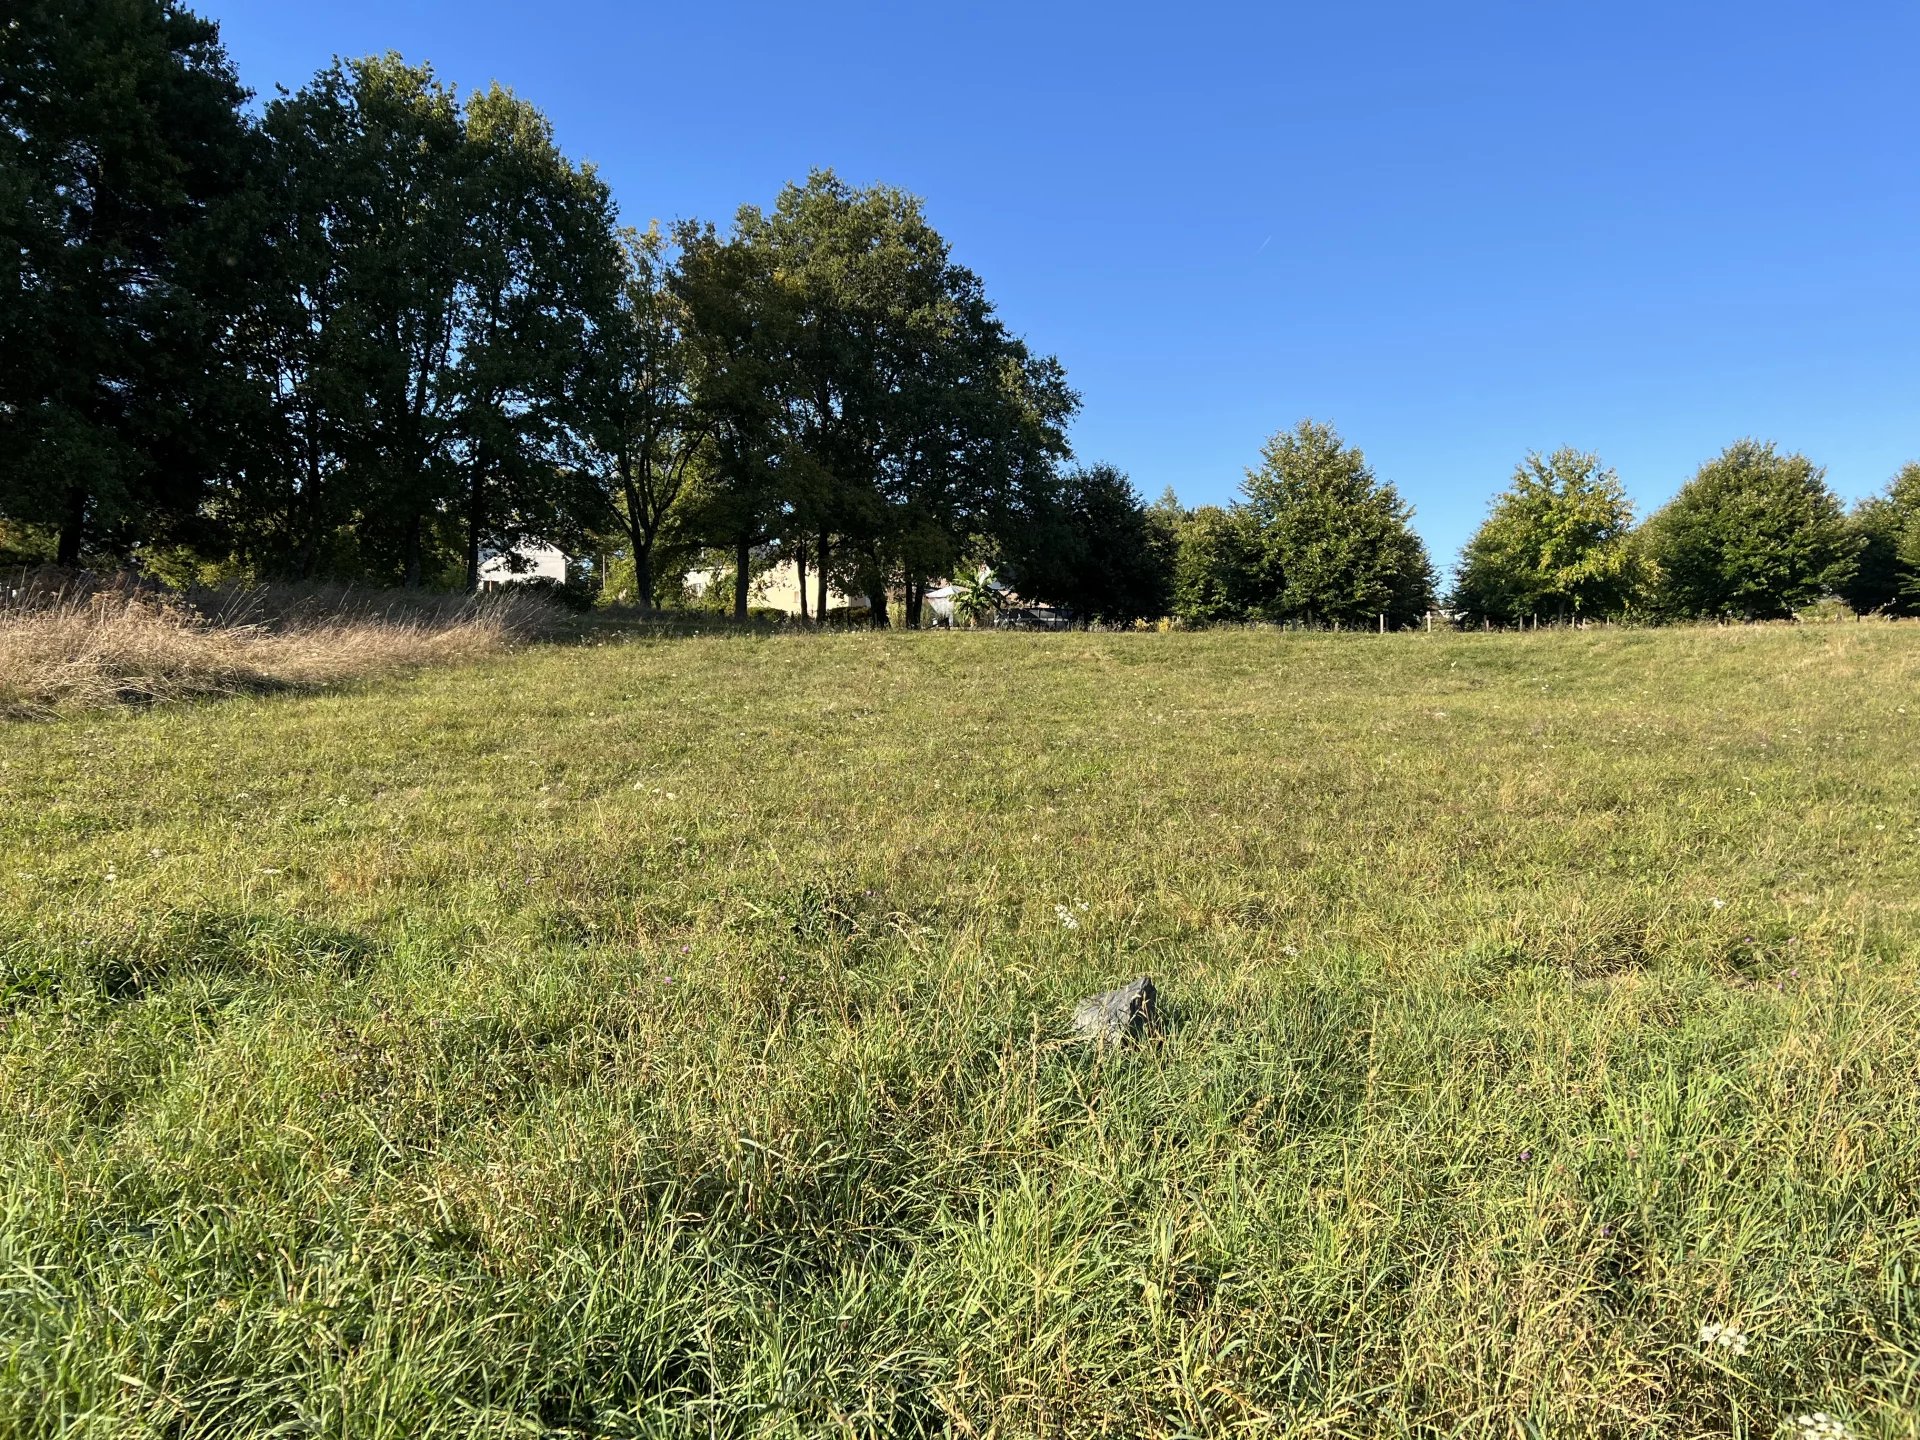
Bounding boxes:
242 55 468 581
240 59 620 589
448 82 620 592
706 172 1074 626
671 219 792 621
1004 463 1173 625
1842 462 1920 617
1451 448 1638 625
1640 440 1857 620
1237 420 1435 628
0 0 255 565
578 228 709 611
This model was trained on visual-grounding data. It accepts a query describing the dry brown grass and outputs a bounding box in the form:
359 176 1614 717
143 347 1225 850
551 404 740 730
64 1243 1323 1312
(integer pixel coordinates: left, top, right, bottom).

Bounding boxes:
0 575 558 719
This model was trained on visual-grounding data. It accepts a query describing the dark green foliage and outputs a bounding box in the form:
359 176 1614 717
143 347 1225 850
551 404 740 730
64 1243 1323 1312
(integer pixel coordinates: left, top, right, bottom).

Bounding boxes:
1640 440 1859 620
448 83 622 592
1170 505 1253 625
675 172 1075 626
0 0 256 565
237 59 620 590
1842 462 1920 616
1001 464 1173 625
577 229 709 612
1236 420 1436 628
238 56 469 582
1451 449 1639 625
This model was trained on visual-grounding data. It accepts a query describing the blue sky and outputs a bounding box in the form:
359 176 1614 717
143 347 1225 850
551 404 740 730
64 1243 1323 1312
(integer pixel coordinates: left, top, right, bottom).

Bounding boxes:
205 0 1919 573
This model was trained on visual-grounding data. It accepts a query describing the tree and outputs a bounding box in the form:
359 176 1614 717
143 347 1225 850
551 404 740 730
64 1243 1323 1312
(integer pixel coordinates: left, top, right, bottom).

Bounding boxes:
578 228 709 611
1842 462 1920 616
448 82 621 592
715 172 1074 627
1003 464 1172 625
234 60 619 591
236 55 469 581
1451 448 1638 625
1640 440 1858 620
1237 420 1435 627
671 220 793 621
950 569 1001 628
1171 505 1252 625
0 0 256 565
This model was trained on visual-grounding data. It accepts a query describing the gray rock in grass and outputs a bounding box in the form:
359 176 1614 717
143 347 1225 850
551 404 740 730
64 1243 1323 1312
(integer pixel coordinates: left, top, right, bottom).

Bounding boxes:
1071 975 1158 1044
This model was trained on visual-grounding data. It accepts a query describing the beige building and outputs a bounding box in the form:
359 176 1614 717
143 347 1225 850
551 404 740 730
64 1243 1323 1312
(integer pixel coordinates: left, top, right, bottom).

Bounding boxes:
685 560 869 617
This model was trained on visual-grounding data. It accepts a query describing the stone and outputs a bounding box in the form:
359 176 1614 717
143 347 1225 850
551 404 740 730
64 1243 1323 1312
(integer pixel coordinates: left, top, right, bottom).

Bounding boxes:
1071 975 1158 1044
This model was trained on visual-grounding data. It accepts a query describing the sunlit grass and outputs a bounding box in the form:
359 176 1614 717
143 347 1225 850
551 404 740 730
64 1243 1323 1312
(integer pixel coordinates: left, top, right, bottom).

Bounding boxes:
2 625 1917 1437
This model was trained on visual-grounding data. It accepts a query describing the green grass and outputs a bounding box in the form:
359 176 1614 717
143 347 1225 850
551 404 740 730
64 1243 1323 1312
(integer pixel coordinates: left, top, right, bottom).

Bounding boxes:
2 625 1918 1438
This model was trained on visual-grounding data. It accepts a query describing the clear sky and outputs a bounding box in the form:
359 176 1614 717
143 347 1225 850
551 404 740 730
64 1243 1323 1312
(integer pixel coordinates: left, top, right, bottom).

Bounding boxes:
204 0 1918 574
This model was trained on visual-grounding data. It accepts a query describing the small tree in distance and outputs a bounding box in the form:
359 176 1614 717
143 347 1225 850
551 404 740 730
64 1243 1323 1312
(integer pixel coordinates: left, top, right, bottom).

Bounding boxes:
1451 448 1638 625
1171 505 1252 625
1237 420 1435 628
1640 440 1858 620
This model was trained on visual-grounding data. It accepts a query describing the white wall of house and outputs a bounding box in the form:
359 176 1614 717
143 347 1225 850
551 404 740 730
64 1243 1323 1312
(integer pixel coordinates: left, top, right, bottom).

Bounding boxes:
478 544 567 587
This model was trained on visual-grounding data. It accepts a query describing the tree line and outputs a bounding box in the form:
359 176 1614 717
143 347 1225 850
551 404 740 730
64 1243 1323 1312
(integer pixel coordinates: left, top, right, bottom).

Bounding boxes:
1144 435 1919 629
0 2 1083 620
4 2 1915 628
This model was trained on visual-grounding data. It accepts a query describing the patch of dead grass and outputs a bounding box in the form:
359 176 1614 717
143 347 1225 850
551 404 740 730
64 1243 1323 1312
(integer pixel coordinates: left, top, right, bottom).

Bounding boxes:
0 578 557 719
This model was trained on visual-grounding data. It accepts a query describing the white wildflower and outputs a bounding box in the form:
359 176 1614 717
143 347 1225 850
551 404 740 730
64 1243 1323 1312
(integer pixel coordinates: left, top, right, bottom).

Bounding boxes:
1711 897 1727 911
1054 904 1080 930
1788 1413 1856 1440
1698 1319 1748 1356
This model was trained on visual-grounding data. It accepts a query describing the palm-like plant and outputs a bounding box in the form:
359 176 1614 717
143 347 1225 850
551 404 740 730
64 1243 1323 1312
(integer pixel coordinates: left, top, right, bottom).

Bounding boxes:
951 569 1001 628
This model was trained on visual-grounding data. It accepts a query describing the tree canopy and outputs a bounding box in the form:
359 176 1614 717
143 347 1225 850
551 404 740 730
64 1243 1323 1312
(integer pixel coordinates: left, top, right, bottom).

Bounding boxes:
1236 421 1435 628
1842 462 1920 617
1451 449 1638 624
5 1 1901 634
1002 464 1173 625
1640 441 1858 620
0 0 255 565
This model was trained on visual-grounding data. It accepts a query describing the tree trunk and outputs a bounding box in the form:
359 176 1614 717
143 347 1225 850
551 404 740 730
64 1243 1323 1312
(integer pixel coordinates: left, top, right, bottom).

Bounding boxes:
816 528 829 621
867 578 889 628
296 444 323 580
733 533 750 621
403 512 423 589
904 578 923 629
464 458 486 593
634 542 654 615
795 537 809 621
56 483 86 566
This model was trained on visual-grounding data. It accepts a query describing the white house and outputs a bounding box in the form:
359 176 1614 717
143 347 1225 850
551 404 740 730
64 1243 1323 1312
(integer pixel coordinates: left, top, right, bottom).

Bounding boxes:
477 544 567 591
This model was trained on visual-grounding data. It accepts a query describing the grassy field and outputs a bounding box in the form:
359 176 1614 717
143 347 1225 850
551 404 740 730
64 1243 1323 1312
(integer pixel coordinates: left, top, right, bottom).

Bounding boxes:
3 625 1918 1438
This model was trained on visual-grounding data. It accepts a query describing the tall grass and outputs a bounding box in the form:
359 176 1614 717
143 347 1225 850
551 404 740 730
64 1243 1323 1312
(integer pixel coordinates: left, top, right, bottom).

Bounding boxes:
1 626 1917 1437
0 574 556 719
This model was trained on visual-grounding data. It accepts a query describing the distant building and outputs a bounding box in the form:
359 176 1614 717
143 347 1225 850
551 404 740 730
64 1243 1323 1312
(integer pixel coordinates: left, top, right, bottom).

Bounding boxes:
477 544 567 591
685 560 870 618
